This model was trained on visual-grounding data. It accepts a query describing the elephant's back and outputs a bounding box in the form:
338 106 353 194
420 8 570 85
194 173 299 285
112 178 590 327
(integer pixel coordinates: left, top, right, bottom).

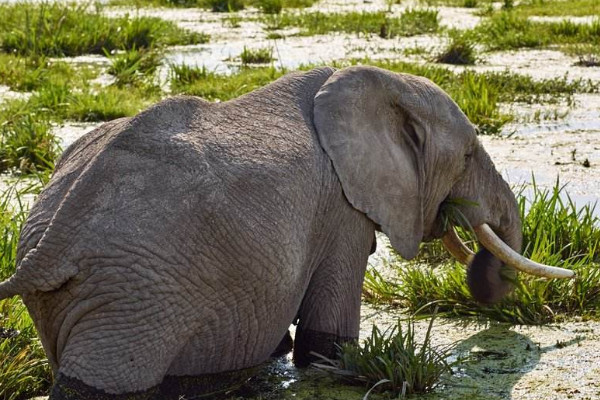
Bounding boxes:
19 68 338 276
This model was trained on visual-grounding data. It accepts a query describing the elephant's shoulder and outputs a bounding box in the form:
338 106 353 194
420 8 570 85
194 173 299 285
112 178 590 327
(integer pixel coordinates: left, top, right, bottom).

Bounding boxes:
125 95 213 142
83 96 214 164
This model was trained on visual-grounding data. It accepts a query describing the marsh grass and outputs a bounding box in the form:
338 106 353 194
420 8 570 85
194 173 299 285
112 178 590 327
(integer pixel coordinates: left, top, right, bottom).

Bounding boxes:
204 0 245 11
575 54 600 67
435 33 478 65
106 48 163 87
20 77 157 122
484 71 599 104
261 9 440 38
0 56 101 94
314 314 453 397
512 0 600 17
0 297 50 400
472 11 600 51
240 46 274 65
0 58 157 173
110 0 316 9
0 103 59 174
418 0 483 5
256 0 283 14
365 181 600 324
0 183 51 400
60 85 159 122
170 64 285 101
0 2 208 57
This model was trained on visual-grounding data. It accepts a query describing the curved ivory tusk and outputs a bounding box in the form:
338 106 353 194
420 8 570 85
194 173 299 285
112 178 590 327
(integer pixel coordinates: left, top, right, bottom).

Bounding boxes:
474 223 576 279
441 228 475 265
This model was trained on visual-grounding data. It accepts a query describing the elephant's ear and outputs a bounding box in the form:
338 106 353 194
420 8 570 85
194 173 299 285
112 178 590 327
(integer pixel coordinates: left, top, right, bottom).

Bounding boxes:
314 66 428 260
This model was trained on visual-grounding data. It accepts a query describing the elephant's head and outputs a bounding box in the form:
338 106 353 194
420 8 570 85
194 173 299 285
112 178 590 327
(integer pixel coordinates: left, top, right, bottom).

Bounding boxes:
313 66 573 303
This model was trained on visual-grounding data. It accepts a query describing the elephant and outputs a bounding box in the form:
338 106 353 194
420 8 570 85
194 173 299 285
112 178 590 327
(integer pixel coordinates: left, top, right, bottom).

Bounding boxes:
0 65 573 399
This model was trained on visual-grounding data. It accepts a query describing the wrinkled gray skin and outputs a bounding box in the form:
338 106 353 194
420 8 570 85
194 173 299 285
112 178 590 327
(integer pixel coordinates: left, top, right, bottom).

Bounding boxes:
1 66 521 398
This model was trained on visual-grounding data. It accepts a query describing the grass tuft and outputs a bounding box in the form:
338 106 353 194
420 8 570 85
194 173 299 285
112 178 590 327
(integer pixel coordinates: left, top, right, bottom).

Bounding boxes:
106 48 163 87
256 0 283 14
205 0 245 11
240 46 274 65
0 104 59 174
314 314 453 397
435 34 478 65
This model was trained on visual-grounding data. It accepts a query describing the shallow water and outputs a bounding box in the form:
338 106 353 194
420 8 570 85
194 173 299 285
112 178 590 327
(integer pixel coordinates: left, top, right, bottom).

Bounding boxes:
0 85 31 104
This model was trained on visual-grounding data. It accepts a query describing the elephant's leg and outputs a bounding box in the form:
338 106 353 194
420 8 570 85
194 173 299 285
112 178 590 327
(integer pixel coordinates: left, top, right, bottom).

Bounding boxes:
293 222 374 367
48 293 188 400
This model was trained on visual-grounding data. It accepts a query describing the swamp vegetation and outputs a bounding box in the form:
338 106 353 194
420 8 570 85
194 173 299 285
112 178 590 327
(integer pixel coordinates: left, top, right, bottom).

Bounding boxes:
1 0 600 398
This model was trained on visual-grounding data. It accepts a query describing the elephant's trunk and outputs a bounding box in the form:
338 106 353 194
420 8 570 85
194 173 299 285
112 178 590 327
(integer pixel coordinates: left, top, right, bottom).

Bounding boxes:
442 185 574 303
465 201 523 303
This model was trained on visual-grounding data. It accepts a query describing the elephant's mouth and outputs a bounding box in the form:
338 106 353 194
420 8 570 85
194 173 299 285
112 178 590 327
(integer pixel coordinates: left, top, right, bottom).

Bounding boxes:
441 225 575 279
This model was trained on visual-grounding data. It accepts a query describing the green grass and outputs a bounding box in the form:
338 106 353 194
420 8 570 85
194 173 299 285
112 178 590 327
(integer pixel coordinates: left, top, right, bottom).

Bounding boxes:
512 0 600 17
0 56 157 173
256 0 283 14
0 55 101 94
470 11 600 51
0 2 208 57
364 180 600 325
314 315 452 397
418 0 489 6
25 76 159 122
170 64 286 101
0 182 52 400
106 48 163 87
261 9 440 38
435 33 478 65
240 46 274 65
483 70 598 104
0 103 59 174
110 0 317 10
203 0 245 11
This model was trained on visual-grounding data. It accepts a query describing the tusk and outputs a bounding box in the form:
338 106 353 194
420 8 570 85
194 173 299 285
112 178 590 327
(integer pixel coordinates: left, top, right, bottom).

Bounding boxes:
442 228 475 265
474 223 576 279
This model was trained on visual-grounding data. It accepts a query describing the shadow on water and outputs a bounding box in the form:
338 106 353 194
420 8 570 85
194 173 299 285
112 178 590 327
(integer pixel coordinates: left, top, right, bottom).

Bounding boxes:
424 322 582 400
